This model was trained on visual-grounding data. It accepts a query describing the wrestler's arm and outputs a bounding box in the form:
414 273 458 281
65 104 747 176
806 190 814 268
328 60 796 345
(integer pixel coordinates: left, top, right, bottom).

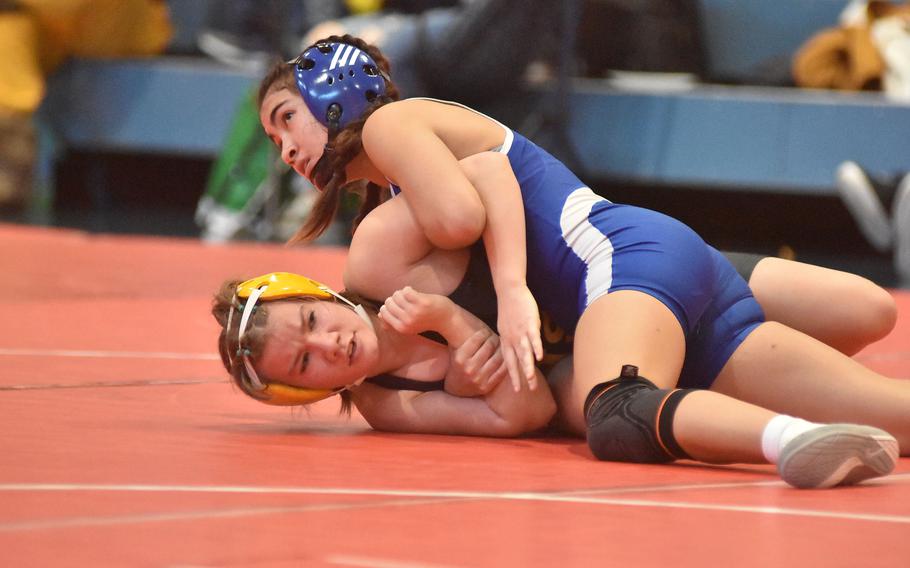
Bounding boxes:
455 151 543 387
379 287 507 396
380 286 491 345
349 182 540 392
347 200 509 395
351 367 555 437
362 102 486 250
344 195 437 299
362 109 542 388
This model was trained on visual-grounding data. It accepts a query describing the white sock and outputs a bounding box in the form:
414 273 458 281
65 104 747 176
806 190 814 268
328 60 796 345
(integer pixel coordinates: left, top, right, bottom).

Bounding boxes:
761 415 823 464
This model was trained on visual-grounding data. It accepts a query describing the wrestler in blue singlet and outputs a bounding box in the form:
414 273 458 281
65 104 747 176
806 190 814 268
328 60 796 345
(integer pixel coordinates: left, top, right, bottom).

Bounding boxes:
393 99 766 390
503 128 765 388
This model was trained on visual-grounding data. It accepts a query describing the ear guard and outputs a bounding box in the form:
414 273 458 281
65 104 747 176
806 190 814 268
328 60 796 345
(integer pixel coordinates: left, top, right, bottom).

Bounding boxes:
289 41 388 131
227 272 371 406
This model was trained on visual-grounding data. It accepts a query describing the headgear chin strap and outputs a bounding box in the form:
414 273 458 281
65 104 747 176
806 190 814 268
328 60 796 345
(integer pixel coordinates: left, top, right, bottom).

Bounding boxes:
226 272 374 406
289 41 388 191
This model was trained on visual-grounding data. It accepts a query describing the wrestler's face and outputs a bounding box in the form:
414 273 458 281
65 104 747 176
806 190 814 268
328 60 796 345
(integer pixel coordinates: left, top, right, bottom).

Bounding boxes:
260 87 328 183
256 299 379 391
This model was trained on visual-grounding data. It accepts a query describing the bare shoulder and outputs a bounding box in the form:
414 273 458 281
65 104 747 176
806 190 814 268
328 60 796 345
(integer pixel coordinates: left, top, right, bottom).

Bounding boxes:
363 99 502 166
361 100 427 147
366 99 438 121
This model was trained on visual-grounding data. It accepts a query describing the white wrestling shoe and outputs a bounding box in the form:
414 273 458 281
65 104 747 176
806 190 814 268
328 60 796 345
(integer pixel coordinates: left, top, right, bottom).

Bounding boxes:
777 424 898 489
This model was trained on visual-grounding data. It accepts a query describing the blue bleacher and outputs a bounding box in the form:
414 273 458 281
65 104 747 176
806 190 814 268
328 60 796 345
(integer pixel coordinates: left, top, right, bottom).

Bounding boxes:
32 0 910 215
563 80 910 194
34 57 256 215
562 0 910 194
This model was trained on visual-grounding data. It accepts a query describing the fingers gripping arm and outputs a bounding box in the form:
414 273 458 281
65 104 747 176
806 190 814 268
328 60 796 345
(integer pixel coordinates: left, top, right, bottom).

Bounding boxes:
459 152 544 391
379 287 507 396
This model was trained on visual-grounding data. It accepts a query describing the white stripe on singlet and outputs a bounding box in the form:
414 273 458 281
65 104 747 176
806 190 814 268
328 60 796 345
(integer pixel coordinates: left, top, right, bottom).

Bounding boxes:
559 187 614 307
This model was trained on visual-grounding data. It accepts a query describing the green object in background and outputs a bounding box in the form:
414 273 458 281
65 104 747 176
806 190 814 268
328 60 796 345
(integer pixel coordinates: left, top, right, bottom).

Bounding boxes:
195 88 289 241
203 89 275 211
195 85 355 244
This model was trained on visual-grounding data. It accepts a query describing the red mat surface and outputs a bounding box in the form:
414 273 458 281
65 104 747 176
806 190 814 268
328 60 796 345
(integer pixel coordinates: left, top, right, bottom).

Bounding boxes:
1 224 908 568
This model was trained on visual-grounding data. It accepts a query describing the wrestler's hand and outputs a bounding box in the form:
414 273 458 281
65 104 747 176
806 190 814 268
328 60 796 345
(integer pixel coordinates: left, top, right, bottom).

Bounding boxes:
496 283 543 392
444 328 508 397
378 286 445 335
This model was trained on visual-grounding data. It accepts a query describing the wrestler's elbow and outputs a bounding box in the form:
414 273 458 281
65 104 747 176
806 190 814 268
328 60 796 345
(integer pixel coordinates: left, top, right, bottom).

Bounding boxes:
494 380 557 437
423 205 486 249
496 401 555 437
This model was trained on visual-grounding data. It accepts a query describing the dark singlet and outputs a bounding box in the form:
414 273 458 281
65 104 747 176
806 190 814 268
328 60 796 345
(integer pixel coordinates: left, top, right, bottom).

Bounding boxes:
363 242 492 393
447 242 499 331
448 242 574 371
365 243 573 392
365 331 447 392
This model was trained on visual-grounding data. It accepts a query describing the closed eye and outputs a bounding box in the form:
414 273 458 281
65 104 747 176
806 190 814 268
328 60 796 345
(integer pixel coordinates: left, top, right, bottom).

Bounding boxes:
300 352 309 373
295 305 317 375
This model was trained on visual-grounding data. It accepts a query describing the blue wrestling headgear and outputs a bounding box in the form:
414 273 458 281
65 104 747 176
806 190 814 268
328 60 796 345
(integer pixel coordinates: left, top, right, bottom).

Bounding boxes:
290 41 388 131
226 272 374 406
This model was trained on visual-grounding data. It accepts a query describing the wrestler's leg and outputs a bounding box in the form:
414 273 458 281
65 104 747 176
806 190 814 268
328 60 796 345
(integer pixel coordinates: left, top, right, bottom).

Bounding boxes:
553 290 778 464
748 257 897 355
711 321 910 453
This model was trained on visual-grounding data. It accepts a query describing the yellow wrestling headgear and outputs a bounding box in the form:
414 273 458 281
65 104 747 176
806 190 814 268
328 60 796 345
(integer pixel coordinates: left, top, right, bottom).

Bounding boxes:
227 272 373 406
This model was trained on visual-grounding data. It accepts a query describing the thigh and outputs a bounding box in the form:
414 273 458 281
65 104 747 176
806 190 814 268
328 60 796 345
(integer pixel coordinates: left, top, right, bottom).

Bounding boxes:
748 257 896 355
711 321 910 447
555 290 686 435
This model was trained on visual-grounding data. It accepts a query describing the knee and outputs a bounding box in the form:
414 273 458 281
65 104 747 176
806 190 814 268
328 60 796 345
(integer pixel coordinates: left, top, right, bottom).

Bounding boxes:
584 365 694 463
850 280 897 347
863 286 898 341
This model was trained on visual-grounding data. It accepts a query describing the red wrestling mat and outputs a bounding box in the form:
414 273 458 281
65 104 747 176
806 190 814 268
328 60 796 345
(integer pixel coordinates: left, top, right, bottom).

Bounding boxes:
1 223 908 568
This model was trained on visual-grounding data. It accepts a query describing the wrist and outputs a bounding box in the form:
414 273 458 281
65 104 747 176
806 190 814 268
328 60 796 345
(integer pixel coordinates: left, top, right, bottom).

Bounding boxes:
493 277 527 293
429 296 456 332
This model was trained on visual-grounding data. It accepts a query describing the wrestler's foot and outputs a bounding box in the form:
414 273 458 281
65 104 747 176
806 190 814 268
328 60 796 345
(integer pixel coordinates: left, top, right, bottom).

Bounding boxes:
778 424 898 489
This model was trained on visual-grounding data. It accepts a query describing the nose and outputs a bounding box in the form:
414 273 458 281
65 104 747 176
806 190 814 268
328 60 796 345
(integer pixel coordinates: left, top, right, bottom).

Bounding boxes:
308 331 342 360
281 137 297 167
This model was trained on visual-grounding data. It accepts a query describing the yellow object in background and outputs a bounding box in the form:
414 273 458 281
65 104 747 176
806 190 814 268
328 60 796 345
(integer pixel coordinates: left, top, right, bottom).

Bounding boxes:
345 0 384 15
0 0 172 208
0 0 172 114
0 11 44 113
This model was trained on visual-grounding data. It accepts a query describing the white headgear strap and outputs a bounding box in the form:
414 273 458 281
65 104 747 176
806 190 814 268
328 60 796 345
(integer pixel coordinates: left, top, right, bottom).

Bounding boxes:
229 283 373 393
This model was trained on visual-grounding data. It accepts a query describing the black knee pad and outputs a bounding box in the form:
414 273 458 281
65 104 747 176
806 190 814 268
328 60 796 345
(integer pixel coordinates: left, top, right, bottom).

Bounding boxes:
584 365 693 464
